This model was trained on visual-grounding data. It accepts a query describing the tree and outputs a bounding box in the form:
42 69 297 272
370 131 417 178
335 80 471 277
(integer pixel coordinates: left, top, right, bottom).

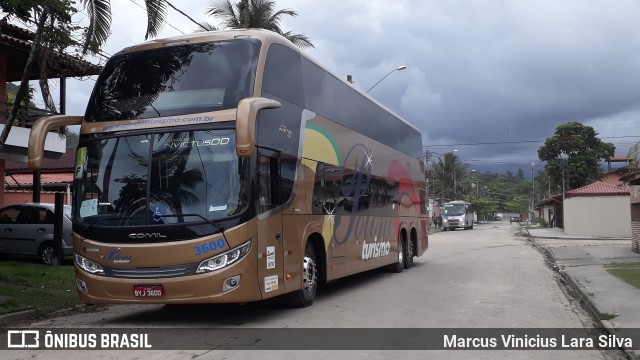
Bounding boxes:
505 196 529 215
471 197 498 221
0 0 169 151
537 122 614 191
429 152 468 201
201 0 314 49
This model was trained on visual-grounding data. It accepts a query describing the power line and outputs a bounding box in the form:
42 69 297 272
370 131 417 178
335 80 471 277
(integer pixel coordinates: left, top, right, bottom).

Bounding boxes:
166 1 208 31
424 135 640 148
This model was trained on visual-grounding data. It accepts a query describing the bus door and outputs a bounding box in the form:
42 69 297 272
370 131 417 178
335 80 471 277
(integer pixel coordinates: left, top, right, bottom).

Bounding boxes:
256 148 284 298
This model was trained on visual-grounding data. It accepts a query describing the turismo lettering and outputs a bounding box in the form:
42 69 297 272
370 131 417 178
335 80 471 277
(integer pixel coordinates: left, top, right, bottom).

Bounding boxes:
361 238 391 260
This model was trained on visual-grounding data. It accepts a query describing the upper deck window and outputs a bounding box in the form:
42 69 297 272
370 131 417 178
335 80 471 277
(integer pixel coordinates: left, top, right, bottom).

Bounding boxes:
86 39 261 122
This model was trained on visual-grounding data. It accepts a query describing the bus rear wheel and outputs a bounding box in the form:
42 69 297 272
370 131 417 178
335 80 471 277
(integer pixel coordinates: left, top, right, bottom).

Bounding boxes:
287 242 318 308
404 237 413 269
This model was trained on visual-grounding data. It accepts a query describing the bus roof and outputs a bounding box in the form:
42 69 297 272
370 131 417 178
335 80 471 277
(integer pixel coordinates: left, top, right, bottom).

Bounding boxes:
114 29 422 136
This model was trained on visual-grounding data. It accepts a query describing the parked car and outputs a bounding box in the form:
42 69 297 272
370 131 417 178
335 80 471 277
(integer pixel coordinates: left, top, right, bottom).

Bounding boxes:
0 203 73 264
510 215 520 223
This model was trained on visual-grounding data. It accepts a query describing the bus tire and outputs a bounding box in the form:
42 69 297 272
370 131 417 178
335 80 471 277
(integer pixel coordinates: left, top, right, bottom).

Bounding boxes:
404 237 413 269
287 241 318 308
386 238 404 273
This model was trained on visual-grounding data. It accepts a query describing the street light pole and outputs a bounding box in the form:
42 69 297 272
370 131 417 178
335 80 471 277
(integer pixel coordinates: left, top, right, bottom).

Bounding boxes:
453 149 458 198
366 65 407 93
471 169 478 197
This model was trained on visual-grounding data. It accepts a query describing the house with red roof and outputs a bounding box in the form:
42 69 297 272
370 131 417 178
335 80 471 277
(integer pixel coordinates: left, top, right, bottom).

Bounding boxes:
563 181 630 238
4 150 75 205
536 194 563 228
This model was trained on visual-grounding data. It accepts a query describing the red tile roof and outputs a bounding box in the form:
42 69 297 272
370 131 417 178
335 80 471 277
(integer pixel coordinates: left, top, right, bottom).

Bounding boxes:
5 173 73 186
565 181 629 197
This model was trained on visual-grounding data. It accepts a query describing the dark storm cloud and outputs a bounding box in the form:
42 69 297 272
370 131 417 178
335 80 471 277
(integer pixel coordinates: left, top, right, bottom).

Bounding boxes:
62 0 640 172
281 0 640 171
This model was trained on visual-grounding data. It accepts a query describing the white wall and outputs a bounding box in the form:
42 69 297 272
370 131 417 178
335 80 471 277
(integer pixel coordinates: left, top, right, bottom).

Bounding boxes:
540 204 554 225
564 196 631 237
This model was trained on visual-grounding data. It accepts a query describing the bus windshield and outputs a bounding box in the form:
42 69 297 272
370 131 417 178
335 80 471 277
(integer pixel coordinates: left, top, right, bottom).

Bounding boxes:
73 129 248 226
85 39 260 122
443 204 465 216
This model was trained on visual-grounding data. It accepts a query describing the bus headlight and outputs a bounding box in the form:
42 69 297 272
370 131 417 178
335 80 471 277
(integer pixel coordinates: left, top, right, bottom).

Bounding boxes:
196 240 251 274
75 253 105 275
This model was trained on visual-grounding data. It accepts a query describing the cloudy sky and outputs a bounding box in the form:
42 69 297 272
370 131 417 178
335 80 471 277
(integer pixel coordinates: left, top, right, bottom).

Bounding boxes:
29 0 640 173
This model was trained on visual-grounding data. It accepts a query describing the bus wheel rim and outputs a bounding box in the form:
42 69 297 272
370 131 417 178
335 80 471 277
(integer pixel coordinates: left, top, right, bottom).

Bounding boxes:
303 255 316 292
398 240 403 264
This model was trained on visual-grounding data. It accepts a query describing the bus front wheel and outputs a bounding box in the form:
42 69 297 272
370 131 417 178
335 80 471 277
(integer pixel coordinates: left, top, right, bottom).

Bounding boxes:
287 242 318 307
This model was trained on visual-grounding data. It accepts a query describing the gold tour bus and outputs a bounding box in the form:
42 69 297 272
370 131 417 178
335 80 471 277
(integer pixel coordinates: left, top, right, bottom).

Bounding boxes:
28 29 428 307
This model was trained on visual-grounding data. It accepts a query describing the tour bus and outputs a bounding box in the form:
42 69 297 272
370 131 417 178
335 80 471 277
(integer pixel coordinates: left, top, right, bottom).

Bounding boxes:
28 29 428 307
441 200 474 231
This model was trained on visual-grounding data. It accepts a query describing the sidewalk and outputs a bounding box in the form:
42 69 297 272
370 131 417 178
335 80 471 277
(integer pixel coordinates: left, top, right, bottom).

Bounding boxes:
525 225 640 358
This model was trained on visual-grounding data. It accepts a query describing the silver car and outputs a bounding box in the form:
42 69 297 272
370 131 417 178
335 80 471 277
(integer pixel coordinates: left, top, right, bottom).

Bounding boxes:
0 203 73 264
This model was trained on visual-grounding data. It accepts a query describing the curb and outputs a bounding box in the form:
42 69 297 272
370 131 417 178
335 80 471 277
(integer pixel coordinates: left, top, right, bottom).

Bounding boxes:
524 229 638 359
0 305 100 327
0 309 38 326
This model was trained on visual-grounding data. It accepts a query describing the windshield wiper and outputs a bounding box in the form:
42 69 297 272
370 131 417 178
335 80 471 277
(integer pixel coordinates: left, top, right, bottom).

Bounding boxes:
79 213 225 238
79 216 138 238
153 213 225 233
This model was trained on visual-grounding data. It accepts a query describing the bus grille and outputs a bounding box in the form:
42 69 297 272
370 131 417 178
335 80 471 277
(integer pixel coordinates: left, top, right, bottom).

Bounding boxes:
104 263 199 279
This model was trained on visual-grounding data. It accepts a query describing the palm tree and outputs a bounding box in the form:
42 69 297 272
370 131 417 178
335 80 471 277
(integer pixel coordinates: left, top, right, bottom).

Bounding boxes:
83 0 168 53
430 152 468 201
0 0 169 151
201 0 314 49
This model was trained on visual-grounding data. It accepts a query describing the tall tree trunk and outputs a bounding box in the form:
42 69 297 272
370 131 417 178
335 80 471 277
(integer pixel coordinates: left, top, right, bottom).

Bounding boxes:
0 6 51 152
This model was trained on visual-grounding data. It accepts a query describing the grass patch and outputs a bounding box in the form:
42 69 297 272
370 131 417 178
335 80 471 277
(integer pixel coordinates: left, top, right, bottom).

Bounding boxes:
605 262 640 290
0 257 80 316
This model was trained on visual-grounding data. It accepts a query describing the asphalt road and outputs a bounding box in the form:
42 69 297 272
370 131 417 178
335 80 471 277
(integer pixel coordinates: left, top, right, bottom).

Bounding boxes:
3 222 618 359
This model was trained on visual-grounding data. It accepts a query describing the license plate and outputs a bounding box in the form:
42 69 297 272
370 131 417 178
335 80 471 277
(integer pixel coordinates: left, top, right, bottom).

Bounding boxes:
133 285 164 298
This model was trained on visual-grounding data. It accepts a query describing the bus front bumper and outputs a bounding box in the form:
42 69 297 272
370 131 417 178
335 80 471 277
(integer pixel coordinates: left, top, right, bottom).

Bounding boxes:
74 260 263 304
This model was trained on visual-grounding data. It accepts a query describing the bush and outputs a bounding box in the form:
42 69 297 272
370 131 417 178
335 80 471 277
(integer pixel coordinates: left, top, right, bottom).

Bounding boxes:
535 217 548 227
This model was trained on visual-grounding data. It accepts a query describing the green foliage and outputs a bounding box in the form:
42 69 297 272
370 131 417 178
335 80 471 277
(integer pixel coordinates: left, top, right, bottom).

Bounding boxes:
80 0 167 54
605 263 640 290
506 196 529 214
65 129 79 149
471 197 498 220
538 121 615 191
429 151 468 201
203 0 314 48
535 217 548 227
428 160 545 214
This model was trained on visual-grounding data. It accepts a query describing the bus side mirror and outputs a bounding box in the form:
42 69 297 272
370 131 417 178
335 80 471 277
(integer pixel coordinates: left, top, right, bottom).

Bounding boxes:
235 97 281 158
28 115 83 170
